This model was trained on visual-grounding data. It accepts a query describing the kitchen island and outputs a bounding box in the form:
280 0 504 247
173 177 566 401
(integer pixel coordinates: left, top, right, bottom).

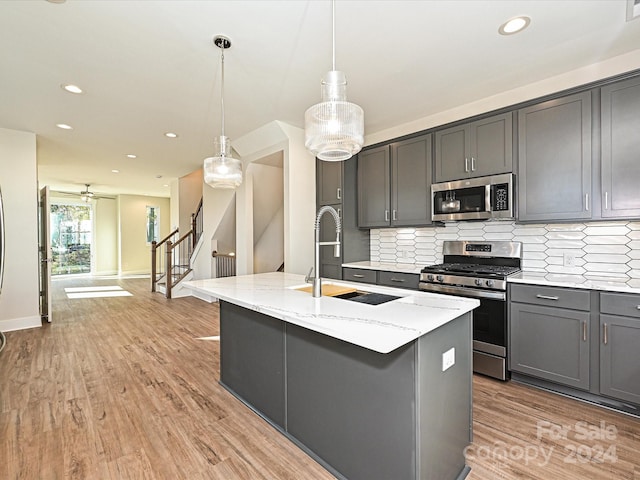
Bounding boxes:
184 272 479 480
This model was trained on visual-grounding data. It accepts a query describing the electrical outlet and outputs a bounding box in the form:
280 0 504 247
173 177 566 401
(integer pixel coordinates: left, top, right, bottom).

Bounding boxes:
563 252 577 267
442 347 455 372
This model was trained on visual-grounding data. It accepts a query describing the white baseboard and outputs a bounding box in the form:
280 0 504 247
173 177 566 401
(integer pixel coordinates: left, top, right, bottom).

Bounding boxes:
0 315 42 332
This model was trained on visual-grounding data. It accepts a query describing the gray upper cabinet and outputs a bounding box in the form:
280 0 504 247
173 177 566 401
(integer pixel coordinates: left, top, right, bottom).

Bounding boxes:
317 160 342 206
316 156 370 280
358 134 432 228
517 92 592 222
601 76 640 218
434 112 512 182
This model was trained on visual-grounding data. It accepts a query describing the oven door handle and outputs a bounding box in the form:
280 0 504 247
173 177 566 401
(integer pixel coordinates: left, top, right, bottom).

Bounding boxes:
419 282 506 301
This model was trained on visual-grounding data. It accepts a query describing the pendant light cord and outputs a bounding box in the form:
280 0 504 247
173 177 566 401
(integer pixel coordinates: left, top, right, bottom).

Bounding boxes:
331 0 336 71
220 44 226 139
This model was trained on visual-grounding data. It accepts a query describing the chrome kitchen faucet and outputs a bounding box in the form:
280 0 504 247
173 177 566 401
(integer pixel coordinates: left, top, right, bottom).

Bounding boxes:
306 205 341 297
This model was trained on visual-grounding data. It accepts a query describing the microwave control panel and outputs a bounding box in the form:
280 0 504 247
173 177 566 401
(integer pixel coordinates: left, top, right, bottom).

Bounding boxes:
491 183 510 211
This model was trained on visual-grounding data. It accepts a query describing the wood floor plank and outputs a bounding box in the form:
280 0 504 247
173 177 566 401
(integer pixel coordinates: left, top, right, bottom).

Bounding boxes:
0 275 638 479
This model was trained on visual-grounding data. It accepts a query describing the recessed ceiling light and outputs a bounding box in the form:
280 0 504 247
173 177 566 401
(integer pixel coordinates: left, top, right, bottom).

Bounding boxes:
56 123 73 130
499 16 531 35
126 154 137 159
61 84 83 94
112 169 120 173
46 0 66 3
164 132 178 138
163 184 169 187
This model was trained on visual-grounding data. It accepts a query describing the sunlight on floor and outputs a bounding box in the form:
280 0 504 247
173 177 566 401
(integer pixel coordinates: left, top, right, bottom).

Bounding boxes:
64 286 133 299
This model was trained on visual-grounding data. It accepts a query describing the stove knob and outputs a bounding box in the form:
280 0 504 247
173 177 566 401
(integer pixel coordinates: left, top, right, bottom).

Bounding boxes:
427 274 434 282
486 279 494 288
436 275 444 282
474 278 482 286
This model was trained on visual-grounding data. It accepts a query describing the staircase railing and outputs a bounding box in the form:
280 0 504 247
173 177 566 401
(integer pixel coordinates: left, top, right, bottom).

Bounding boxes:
151 198 206 298
212 251 236 278
191 198 203 249
151 228 179 293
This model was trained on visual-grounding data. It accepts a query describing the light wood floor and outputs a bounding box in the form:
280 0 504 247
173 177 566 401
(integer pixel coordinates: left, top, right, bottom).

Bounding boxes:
1 276 638 479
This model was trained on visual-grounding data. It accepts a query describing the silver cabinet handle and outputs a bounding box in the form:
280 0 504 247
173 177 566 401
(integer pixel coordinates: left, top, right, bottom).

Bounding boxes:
636 305 640 310
603 323 608 345
337 187 341 200
536 294 559 301
471 157 476 171
392 210 397 221
385 210 390 221
585 193 589 211
582 321 587 342
390 278 405 283
352 274 364 278
337 208 341 218
604 191 608 210
464 157 469 173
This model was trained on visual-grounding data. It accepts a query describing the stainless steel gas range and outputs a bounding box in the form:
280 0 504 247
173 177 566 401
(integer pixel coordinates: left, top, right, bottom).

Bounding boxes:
419 240 523 381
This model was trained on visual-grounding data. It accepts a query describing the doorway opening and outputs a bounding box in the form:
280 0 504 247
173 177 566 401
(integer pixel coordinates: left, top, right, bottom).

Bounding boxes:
50 203 92 275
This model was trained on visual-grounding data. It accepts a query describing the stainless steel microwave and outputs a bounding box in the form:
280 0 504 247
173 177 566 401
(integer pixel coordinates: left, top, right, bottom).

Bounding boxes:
431 173 514 221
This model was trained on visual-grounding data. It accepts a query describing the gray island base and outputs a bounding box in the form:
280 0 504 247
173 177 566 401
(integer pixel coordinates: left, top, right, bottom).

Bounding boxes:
219 300 473 480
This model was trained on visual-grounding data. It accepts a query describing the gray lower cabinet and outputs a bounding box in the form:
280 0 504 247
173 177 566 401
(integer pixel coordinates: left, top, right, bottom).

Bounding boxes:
509 284 590 390
342 267 377 284
599 292 640 405
434 112 512 182
601 76 640 218
219 301 473 480
517 92 592 222
219 301 285 427
358 134 432 228
316 156 369 280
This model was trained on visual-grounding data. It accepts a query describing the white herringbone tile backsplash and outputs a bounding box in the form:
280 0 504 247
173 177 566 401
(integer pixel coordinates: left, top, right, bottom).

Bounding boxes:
370 221 640 282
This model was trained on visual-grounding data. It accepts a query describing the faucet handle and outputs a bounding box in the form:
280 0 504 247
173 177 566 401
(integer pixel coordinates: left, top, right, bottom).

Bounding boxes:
305 266 314 283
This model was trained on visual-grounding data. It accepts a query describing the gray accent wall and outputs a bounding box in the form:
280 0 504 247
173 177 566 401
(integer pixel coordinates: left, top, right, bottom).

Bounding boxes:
370 220 640 287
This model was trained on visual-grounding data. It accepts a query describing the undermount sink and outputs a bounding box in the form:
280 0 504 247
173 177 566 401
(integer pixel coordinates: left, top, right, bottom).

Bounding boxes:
334 291 402 306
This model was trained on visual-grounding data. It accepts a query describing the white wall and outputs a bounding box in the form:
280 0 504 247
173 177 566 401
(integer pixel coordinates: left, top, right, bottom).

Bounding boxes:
251 163 284 273
94 198 118 275
178 169 203 234
0 128 40 332
118 194 170 275
366 50 640 146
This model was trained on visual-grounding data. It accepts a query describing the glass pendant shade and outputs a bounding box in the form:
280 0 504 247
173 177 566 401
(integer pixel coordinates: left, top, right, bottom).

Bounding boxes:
305 70 364 161
204 136 242 189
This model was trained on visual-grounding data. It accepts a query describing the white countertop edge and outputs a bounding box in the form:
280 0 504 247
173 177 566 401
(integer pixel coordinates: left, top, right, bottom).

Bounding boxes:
183 272 478 354
509 272 640 294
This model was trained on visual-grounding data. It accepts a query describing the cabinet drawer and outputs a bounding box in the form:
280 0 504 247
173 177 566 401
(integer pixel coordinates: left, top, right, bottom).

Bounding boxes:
600 292 640 318
377 271 419 290
342 268 376 284
510 284 590 311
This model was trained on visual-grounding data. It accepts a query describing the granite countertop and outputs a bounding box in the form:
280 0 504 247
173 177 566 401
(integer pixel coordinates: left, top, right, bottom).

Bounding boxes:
341 261 423 275
183 272 478 354
509 271 640 294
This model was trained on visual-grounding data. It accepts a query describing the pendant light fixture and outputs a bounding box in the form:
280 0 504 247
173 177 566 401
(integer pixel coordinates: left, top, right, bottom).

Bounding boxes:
204 35 243 189
304 0 364 162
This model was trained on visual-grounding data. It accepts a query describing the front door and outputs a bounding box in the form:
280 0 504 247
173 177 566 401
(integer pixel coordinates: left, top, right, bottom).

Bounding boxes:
39 186 52 323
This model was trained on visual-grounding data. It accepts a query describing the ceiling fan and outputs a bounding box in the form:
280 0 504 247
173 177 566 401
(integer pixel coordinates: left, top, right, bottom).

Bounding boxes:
57 184 116 202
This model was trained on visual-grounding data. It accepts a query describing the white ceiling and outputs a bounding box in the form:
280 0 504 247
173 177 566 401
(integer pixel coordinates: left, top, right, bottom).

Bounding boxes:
1 0 639 198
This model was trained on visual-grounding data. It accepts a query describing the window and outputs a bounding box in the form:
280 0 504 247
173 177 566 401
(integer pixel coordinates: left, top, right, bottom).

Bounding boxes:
50 203 92 275
146 206 160 243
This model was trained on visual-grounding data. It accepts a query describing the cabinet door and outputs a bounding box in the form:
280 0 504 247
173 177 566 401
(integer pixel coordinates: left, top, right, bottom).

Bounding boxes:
317 160 342 206
601 77 640 218
434 124 469 182
600 314 640 405
357 146 390 227
470 112 512 178
391 134 432 227
517 92 592 222
510 302 590 390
